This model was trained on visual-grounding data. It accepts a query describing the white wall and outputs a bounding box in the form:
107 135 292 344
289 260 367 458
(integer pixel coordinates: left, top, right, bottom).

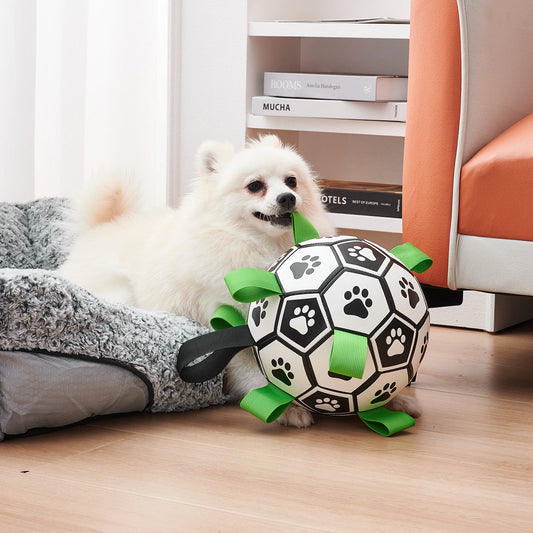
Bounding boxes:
176 0 248 199
0 0 36 203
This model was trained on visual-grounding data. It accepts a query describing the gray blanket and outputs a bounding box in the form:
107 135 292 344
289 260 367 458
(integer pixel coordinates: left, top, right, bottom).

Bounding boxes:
0 198 226 423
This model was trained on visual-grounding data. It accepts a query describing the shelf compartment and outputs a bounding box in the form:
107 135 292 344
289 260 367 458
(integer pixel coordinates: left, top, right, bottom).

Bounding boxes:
248 21 410 40
327 212 402 233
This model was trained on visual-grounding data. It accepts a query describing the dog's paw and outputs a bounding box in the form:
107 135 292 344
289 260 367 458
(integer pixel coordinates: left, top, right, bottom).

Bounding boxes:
277 404 315 428
386 394 422 418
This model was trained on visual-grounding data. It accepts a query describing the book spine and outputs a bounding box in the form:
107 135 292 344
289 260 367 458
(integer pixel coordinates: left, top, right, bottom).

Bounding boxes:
251 97 406 122
264 73 407 101
320 187 402 218
265 72 377 101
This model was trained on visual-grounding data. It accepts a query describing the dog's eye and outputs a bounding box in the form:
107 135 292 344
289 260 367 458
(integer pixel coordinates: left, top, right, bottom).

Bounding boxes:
285 176 297 188
247 181 264 193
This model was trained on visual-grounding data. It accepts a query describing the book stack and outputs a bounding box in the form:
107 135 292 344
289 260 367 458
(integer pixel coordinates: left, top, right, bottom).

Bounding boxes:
252 72 407 121
319 180 402 218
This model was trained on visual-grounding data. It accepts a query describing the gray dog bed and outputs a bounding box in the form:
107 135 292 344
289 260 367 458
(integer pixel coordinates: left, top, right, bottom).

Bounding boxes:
0 198 226 439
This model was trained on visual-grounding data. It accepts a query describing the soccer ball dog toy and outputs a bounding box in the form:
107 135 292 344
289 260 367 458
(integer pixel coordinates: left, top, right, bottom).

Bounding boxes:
177 213 432 436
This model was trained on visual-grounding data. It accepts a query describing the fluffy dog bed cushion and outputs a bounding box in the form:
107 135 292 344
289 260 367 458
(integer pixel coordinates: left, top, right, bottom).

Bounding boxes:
0 198 226 439
0 197 73 270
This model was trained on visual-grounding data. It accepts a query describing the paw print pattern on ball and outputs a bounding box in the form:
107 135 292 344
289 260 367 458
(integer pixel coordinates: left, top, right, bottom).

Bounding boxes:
251 298 269 327
347 245 377 263
420 332 429 359
278 296 329 352
372 317 416 371
335 239 388 274
273 244 341 294
323 271 389 334
408 326 430 382
271 357 294 386
289 255 322 280
314 397 341 412
343 286 373 319
399 277 420 309
386 327 406 357
299 389 353 415
289 305 316 335
370 382 397 404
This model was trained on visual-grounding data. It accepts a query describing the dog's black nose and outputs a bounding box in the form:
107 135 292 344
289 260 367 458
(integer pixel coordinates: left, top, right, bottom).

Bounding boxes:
277 192 296 211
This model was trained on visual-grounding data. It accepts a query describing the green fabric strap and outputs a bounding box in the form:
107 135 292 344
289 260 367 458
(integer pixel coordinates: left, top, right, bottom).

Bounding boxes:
358 406 415 436
291 211 319 245
328 330 368 379
224 268 282 303
389 242 433 273
210 304 246 330
240 383 295 423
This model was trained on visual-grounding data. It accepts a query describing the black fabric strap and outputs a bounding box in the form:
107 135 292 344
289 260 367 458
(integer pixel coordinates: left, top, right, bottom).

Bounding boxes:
176 325 254 383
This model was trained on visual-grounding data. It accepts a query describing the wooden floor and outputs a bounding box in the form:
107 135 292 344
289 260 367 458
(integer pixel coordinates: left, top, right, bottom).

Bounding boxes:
2 322 533 532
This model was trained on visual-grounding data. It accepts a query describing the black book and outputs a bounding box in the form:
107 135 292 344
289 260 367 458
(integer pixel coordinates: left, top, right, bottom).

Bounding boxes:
320 180 402 218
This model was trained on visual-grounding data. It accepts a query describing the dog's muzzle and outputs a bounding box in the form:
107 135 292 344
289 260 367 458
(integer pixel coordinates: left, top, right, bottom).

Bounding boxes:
253 193 297 227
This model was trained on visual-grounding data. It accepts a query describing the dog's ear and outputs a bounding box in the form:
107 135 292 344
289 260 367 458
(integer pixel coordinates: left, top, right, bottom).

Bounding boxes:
196 141 235 177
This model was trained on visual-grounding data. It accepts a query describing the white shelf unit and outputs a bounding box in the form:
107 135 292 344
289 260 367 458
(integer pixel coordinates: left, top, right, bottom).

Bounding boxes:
246 115 406 138
327 213 402 234
248 21 410 40
245 4 410 238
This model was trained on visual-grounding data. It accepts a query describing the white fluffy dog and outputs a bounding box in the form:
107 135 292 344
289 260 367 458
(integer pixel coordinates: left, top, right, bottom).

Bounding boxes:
60 135 420 427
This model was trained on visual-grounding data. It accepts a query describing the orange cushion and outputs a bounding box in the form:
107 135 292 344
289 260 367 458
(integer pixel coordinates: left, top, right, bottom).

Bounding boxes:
459 113 533 241
402 0 461 288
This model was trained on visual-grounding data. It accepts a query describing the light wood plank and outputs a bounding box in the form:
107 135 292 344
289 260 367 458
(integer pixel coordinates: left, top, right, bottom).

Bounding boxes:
2 470 314 533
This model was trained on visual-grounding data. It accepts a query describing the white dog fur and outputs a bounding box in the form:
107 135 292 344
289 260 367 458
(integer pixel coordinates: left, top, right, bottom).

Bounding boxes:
60 135 420 427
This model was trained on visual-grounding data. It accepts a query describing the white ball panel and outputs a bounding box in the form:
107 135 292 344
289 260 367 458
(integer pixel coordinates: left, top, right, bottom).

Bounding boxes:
275 244 341 294
384 262 427 325
355 368 410 412
324 271 391 334
257 340 313 397
298 387 355 415
248 296 281 344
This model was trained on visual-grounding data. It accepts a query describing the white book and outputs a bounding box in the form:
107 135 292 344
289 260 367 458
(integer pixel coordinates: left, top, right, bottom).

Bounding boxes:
264 72 408 102
252 96 407 122
275 18 410 24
